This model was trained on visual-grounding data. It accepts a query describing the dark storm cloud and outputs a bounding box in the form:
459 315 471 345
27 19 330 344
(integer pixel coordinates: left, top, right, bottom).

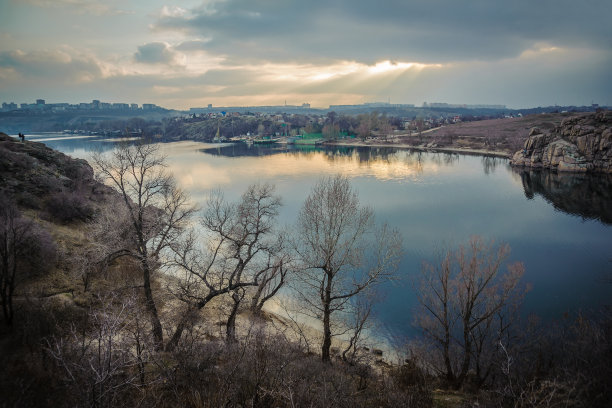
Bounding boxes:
153 0 612 63
134 42 179 64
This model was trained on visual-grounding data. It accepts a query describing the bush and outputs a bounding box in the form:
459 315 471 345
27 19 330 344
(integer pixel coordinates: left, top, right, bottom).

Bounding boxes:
46 191 94 223
153 326 433 407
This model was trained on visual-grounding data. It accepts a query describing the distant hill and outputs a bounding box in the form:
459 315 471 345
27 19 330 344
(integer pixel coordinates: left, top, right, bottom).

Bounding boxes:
0 109 178 133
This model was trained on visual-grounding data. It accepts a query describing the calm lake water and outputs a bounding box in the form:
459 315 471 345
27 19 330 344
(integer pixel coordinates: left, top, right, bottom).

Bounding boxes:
28 134 612 341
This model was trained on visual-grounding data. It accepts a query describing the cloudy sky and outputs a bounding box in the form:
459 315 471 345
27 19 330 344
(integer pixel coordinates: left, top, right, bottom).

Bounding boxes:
0 0 610 109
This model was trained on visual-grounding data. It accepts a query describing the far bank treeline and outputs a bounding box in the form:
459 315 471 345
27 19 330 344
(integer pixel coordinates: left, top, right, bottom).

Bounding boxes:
58 111 411 141
20 110 507 142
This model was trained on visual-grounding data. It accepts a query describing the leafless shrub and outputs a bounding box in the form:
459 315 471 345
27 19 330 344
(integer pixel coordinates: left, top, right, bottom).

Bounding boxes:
45 190 94 223
415 236 526 389
495 310 612 407
0 195 57 326
45 291 155 408
153 323 431 408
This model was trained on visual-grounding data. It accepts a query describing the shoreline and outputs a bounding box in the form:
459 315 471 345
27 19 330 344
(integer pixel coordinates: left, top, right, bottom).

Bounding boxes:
323 140 512 159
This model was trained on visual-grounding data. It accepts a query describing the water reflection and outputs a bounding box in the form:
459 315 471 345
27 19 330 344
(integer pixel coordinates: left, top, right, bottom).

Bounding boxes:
206 143 443 164
201 143 471 181
200 143 295 157
27 134 139 155
33 137 612 226
515 169 612 224
481 156 507 175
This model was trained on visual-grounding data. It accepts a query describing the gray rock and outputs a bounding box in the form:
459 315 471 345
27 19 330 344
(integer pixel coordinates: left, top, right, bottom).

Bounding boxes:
511 111 612 173
529 127 541 136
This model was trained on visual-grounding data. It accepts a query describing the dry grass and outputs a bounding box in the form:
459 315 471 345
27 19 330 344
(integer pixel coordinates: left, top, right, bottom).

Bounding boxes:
332 112 589 157
421 112 585 154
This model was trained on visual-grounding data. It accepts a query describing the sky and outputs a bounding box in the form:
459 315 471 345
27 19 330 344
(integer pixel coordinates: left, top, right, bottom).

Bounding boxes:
0 0 610 110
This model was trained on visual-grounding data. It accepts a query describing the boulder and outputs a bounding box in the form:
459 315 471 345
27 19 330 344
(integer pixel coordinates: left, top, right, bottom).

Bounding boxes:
528 127 541 136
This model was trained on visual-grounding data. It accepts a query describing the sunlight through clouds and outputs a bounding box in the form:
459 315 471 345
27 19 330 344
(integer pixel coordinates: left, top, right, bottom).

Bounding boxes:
0 0 610 107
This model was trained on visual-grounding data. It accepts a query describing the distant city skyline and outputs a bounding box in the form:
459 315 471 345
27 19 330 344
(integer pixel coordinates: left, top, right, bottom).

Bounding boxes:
0 0 610 110
2 97 604 115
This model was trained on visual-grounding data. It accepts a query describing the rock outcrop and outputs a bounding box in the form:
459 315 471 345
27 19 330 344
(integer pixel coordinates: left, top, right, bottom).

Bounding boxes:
0 132 113 211
510 110 612 173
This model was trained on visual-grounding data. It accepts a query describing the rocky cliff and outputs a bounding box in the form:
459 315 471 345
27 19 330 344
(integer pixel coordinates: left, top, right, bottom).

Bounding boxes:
510 110 612 173
0 132 113 217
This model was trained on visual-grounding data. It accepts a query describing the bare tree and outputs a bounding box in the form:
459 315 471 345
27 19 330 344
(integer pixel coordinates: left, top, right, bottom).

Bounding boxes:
168 183 288 348
293 175 402 362
415 236 526 388
446 127 456 145
415 118 425 143
250 235 291 315
0 196 56 325
357 121 371 141
379 120 393 142
92 142 197 350
322 123 340 140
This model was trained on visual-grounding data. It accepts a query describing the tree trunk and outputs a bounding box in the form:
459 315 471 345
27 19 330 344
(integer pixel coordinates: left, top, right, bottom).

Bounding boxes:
1 292 10 325
165 318 186 352
444 334 454 383
456 324 472 388
321 273 333 362
226 292 241 343
443 302 454 382
142 261 164 350
250 284 264 315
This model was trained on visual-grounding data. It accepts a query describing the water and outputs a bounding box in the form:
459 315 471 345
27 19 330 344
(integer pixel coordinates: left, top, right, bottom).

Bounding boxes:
27 134 612 341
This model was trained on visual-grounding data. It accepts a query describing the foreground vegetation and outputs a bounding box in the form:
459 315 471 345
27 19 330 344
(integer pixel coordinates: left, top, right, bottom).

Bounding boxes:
0 133 610 407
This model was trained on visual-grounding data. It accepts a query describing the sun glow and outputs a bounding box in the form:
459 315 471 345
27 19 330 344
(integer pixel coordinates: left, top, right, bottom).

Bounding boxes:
249 59 441 83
